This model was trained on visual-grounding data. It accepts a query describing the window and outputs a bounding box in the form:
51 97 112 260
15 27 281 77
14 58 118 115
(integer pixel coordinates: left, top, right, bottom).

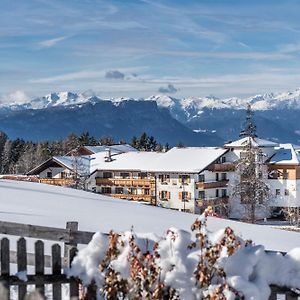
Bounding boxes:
128 188 137 195
160 190 170 200
138 172 147 179
179 175 190 184
159 174 170 183
198 191 205 199
115 187 124 194
216 189 219 197
221 189 227 197
283 171 288 180
120 172 130 179
216 173 219 181
199 174 205 182
221 156 226 163
221 173 227 180
101 187 111 194
284 189 289 196
181 191 189 201
46 171 52 178
60 171 66 179
276 189 281 196
103 172 113 178
143 188 150 195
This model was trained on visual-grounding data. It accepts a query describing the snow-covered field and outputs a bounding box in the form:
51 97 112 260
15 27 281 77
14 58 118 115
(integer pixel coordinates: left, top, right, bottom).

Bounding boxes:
0 179 300 252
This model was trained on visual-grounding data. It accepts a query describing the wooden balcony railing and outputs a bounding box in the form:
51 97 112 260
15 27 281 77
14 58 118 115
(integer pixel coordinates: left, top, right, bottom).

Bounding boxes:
196 196 229 208
96 178 154 187
108 193 154 203
39 178 75 186
196 179 229 189
207 163 236 172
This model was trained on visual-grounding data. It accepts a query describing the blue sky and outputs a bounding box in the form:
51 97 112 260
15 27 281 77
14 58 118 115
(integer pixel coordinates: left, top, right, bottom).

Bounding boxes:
2 0 300 102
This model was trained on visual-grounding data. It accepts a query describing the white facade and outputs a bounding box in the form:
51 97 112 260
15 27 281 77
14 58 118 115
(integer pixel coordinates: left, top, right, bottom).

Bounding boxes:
28 139 300 219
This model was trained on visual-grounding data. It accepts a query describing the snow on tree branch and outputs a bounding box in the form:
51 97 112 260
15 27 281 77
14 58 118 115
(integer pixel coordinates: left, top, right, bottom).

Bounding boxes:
68 208 300 300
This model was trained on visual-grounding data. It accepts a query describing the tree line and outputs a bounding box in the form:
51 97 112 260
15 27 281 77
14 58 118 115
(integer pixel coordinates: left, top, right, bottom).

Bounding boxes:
0 131 171 175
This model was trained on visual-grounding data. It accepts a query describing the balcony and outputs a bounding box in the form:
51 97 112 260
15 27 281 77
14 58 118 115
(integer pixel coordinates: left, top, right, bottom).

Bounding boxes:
196 196 229 208
196 179 229 189
96 178 154 187
39 178 74 186
207 163 235 172
109 193 154 203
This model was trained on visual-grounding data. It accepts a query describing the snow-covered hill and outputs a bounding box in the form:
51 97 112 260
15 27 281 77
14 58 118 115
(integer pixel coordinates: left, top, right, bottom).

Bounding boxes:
0 179 300 252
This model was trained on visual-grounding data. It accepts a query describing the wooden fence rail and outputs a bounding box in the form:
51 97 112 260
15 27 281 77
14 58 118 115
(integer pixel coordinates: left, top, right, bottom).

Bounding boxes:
0 237 79 300
0 220 299 299
0 220 93 299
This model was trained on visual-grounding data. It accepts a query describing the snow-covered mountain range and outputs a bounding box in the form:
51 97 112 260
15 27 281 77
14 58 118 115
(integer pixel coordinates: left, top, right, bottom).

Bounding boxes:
2 88 300 144
3 88 300 113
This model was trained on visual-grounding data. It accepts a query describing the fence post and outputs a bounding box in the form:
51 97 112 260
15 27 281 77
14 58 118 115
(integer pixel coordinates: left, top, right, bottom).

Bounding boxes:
65 222 79 299
69 247 79 299
1 238 10 300
64 222 78 264
35 240 45 298
17 237 27 300
52 244 62 300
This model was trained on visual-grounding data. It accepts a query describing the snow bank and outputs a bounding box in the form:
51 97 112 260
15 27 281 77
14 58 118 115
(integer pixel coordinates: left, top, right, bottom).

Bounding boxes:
69 214 300 300
1 180 300 253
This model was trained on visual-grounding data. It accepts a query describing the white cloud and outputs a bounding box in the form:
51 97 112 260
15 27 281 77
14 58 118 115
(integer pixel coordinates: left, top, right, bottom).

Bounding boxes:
30 67 147 84
156 50 291 60
158 84 178 94
30 70 105 83
37 36 69 49
1 90 28 104
105 70 125 80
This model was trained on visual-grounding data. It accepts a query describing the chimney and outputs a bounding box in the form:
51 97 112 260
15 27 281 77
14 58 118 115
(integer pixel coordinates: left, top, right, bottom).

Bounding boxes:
105 148 112 162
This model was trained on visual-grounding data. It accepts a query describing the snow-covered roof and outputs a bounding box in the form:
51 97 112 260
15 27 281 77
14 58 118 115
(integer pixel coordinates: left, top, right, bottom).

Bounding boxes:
90 151 163 173
269 143 300 165
150 147 227 173
53 156 91 175
224 137 278 148
90 147 227 174
30 146 228 175
84 144 138 154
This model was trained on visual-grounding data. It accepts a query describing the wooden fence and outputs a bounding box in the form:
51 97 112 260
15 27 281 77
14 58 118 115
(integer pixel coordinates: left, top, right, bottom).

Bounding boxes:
0 220 299 299
0 220 95 300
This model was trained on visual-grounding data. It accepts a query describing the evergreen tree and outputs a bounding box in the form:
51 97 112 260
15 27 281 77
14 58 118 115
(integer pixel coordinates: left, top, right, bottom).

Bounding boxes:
139 132 148 150
131 136 139 149
176 142 185 148
232 140 270 223
15 142 36 174
100 136 114 146
233 105 269 223
65 133 79 152
0 132 8 172
240 104 257 138
1 140 12 174
164 143 170 152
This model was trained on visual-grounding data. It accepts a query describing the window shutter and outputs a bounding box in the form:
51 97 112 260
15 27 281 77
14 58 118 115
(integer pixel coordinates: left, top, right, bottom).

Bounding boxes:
179 192 182 200
167 191 171 199
187 192 191 200
159 191 162 198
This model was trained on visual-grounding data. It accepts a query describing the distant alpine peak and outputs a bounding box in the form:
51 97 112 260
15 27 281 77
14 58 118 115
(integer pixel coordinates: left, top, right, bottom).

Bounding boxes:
3 87 300 112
